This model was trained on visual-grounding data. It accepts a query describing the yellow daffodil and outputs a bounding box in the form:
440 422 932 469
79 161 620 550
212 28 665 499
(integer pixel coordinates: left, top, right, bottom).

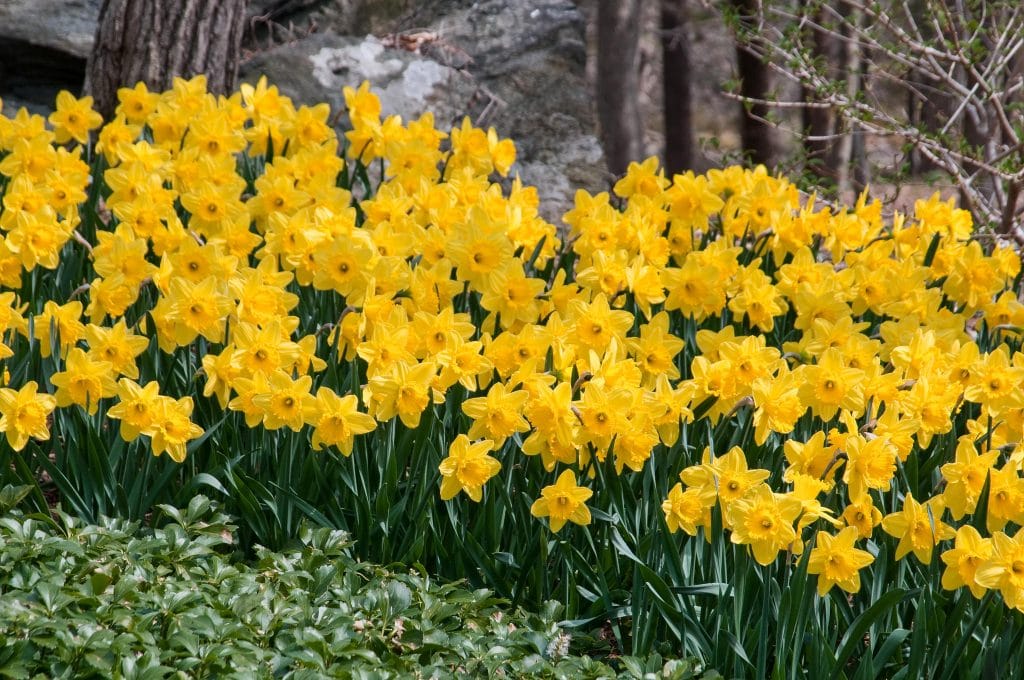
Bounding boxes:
808 526 875 596
310 386 376 455
881 493 955 564
461 381 530 449
438 434 500 502
252 371 316 432
662 482 716 536
726 484 803 565
48 91 103 145
974 527 1024 611
107 379 162 442
941 436 1000 520
841 498 883 539
50 348 118 415
941 525 993 599
365 360 438 429
0 381 57 451
531 469 593 533
149 396 203 463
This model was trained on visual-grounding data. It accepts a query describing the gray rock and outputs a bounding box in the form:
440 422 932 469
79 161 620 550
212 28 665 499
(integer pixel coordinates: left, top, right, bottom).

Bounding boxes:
240 32 478 131
0 0 97 114
431 0 607 222
242 0 606 224
244 0 463 42
0 0 101 59
0 0 605 225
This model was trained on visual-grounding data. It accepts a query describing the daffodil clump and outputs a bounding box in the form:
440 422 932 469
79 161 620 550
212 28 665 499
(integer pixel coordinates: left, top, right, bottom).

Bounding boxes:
2 77 1024 630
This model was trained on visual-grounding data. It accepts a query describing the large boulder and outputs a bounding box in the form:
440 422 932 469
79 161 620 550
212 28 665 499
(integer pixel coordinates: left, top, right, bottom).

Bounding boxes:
0 0 605 223
0 0 100 59
0 0 99 114
241 32 478 132
241 0 606 223
429 0 607 223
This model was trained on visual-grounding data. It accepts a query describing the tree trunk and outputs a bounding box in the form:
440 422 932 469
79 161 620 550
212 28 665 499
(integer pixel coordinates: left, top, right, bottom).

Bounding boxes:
661 0 693 174
800 0 837 182
731 0 773 166
597 0 644 176
835 1 864 197
85 0 248 120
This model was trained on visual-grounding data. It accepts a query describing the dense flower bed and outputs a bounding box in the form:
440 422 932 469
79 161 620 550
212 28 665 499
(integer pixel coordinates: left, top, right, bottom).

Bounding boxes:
2 77 1024 673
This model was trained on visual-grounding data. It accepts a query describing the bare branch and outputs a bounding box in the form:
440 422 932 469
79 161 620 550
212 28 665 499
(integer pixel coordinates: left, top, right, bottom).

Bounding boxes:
731 0 1024 236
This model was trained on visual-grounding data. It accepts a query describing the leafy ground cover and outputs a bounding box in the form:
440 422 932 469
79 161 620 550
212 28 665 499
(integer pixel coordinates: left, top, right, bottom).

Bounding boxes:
0 490 709 679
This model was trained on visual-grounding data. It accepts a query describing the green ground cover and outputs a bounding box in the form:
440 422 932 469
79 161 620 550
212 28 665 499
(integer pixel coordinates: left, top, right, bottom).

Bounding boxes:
0 491 711 679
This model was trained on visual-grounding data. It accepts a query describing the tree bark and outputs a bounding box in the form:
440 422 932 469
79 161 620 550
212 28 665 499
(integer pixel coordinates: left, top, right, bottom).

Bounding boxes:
661 0 693 174
731 0 773 166
597 0 644 176
799 0 837 181
85 0 248 120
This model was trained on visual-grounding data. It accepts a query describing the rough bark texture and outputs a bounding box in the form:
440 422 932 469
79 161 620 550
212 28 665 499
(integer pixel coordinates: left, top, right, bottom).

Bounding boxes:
596 0 643 176
85 0 247 119
731 0 772 166
661 0 692 174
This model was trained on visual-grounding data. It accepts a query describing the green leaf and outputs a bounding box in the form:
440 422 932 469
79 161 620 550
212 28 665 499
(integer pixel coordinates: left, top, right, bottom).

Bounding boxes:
829 588 917 680
0 484 33 513
922 232 942 268
387 580 413 614
89 570 113 596
871 628 910 678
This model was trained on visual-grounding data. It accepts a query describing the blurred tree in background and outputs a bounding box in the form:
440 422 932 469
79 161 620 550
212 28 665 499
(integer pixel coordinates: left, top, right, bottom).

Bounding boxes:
596 0 645 175
594 0 1024 241
735 0 1024 240
661 0 694 174
727 0 774 166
